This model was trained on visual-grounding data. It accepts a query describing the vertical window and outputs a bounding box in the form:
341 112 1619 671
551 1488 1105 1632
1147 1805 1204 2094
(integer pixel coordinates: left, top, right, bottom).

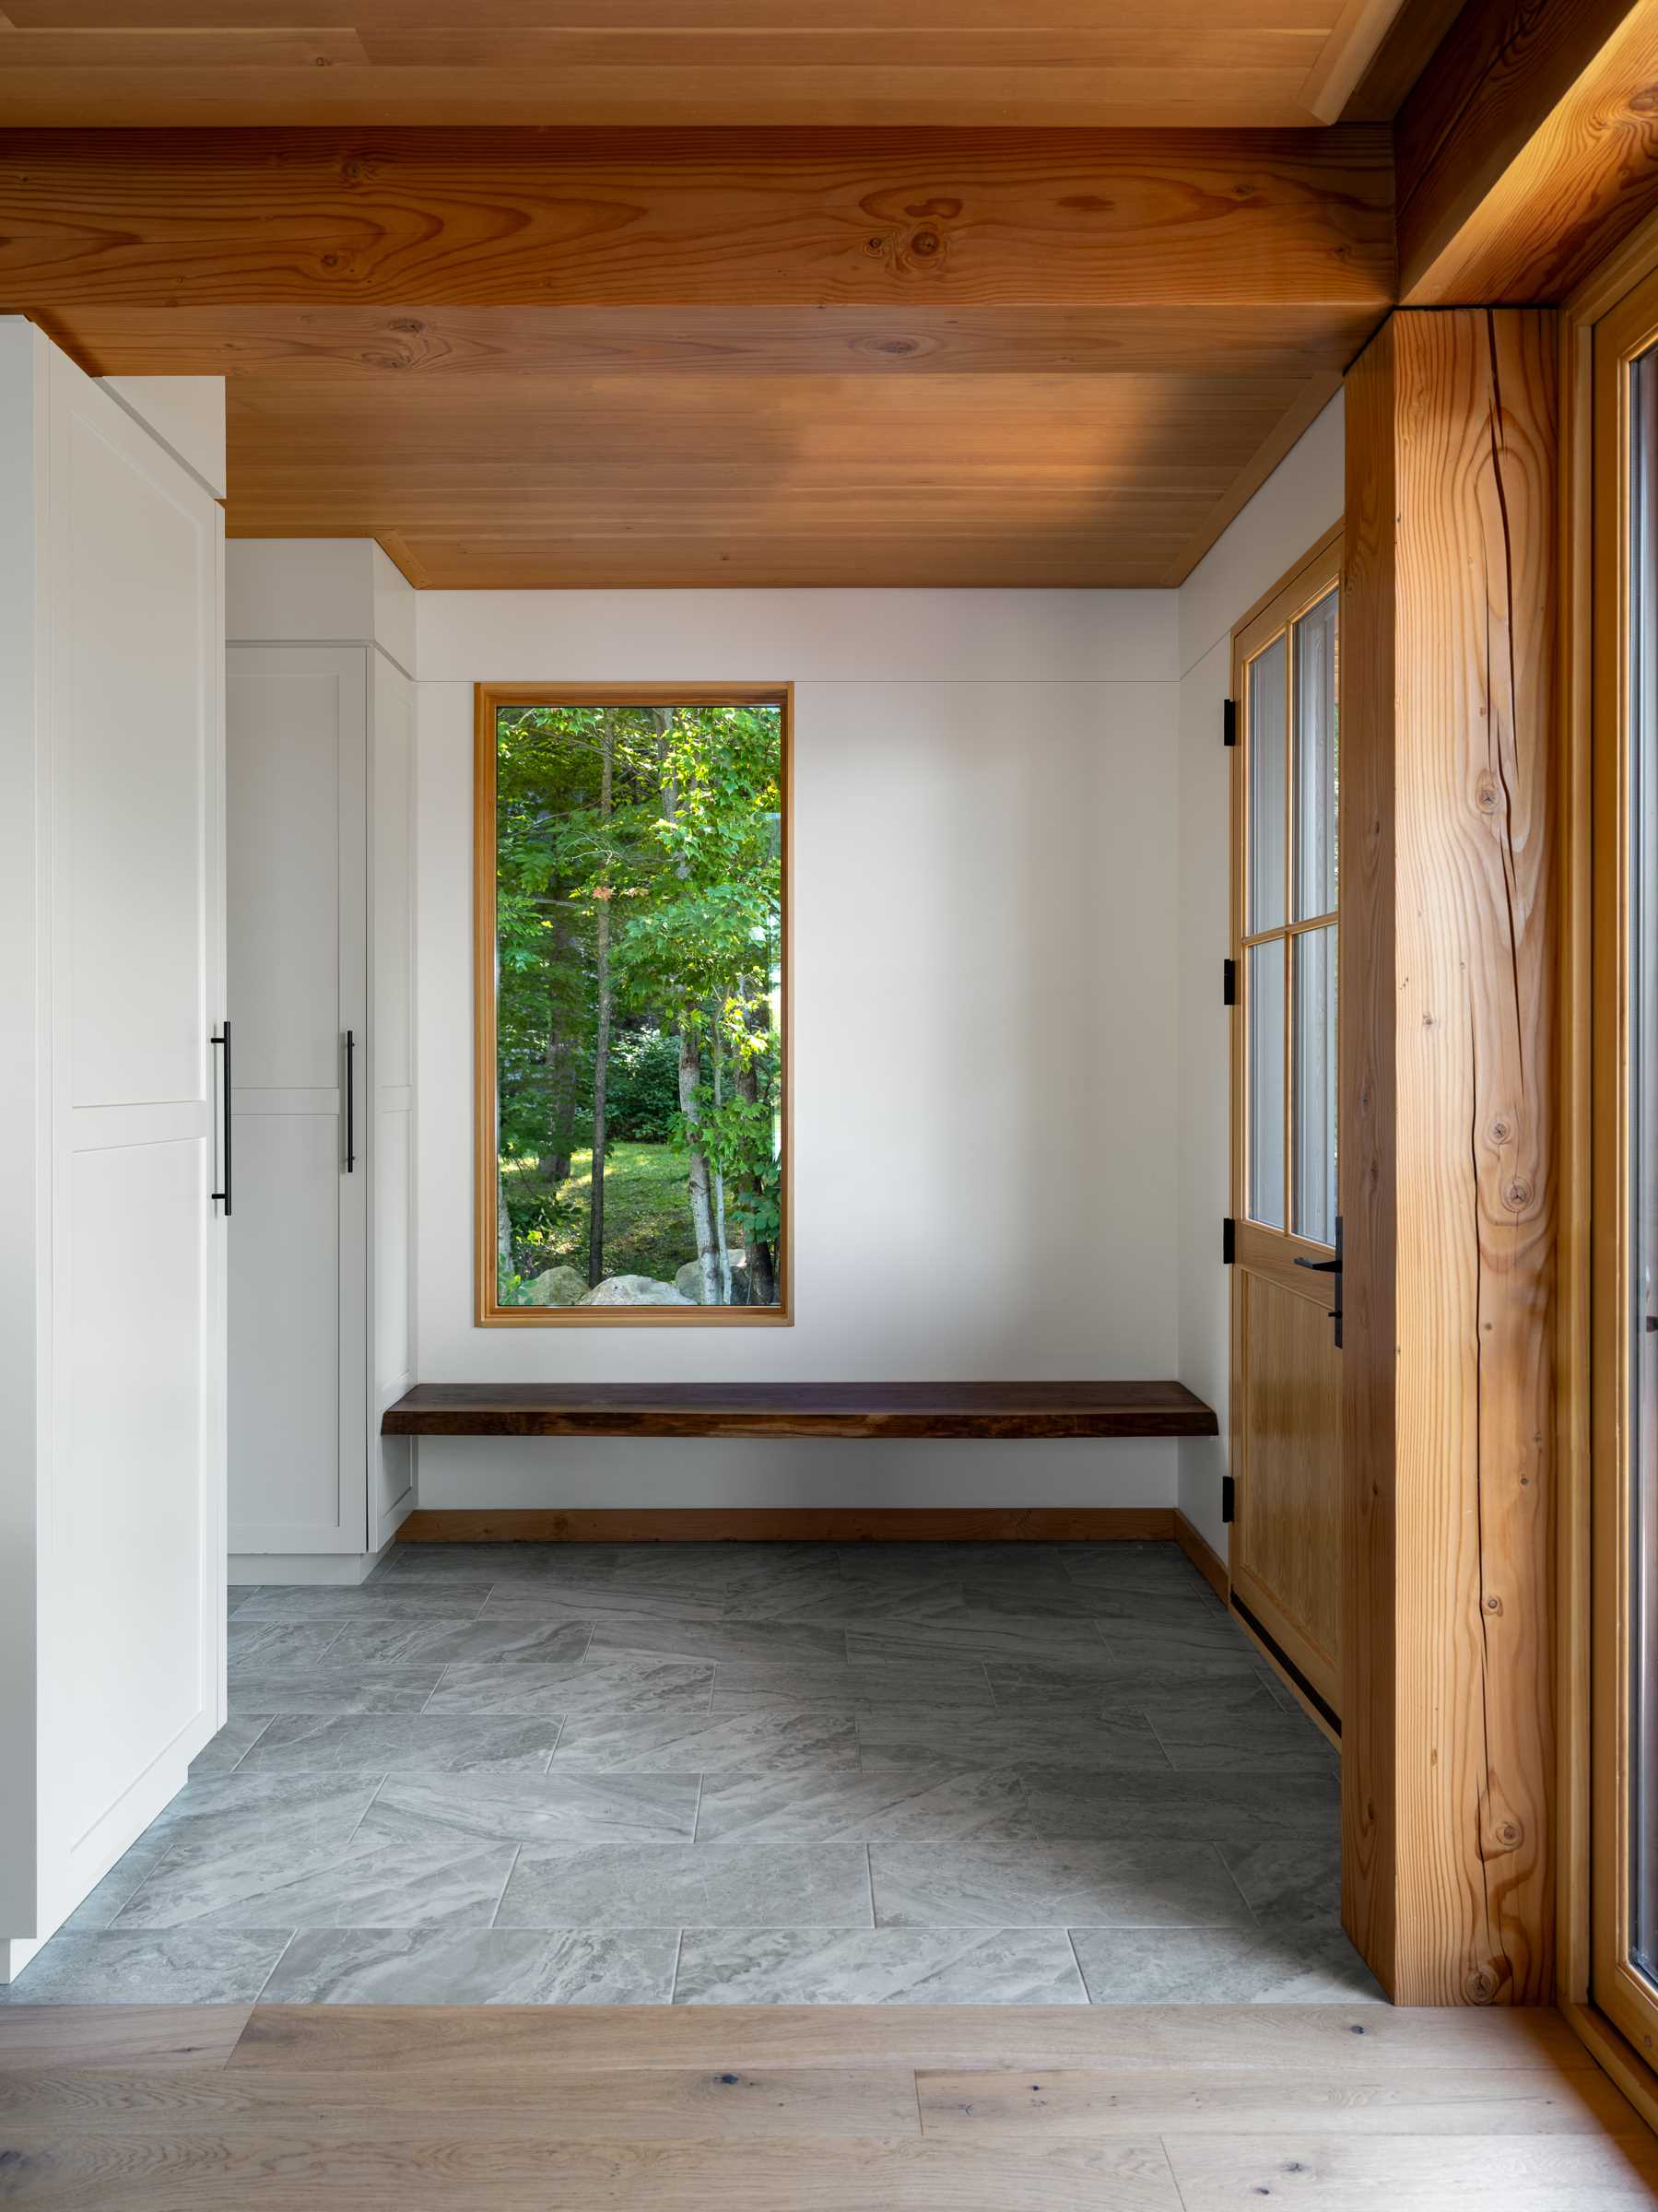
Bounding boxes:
1589 260 1658 2071
1628 336 1658 1991
474 687 790 1324
1238 564 1340 1249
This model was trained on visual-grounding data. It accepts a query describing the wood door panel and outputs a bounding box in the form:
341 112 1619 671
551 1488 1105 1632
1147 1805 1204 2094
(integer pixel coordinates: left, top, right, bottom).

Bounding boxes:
1234 1263 1342 1709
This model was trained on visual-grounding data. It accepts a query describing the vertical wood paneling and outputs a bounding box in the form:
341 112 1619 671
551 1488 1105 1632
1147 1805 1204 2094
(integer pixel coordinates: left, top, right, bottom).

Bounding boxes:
1342 306 1558 2006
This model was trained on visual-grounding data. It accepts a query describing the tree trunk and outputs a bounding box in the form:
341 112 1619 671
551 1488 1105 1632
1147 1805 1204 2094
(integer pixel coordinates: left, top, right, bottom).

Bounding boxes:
541 911 579 1185
734 981 777 1306
677 1021 721 1304
660 707 722 1303
711 1018 732 1303
537 901 581 1185
497 1161 514 1279
587 715 615 1288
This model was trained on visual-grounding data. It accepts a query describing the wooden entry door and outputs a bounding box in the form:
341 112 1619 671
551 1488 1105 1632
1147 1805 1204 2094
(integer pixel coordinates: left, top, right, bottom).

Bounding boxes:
1229 528 1343 1716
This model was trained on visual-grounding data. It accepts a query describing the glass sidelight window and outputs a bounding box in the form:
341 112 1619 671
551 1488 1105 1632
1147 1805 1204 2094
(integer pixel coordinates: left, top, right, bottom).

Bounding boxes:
1239 570 1340 1247
1589 261 1658 2071
1626 333 1658 1996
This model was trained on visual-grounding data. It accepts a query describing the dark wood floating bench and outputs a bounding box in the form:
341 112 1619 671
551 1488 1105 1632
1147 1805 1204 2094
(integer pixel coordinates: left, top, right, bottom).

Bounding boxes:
382 1381 1217 1441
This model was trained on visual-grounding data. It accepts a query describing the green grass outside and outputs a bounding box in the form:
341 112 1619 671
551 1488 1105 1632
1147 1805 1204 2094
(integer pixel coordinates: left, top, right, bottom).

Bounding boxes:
503 1141 700 1288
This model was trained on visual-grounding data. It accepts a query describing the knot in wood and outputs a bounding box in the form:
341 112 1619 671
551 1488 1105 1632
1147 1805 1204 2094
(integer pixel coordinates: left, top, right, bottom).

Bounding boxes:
910 229 942 257
1504 1177 1533 1209
1484 1594 1502 1613
1488 1116 1512 1145
1465 1965 1499 2003
1475 774 1499 812
1497 1819 1522 1847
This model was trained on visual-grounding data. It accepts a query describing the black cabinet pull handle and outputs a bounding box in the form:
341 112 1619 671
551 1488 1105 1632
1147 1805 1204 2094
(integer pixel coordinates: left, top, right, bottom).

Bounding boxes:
210 1022 232 1218
345 1030 356 1173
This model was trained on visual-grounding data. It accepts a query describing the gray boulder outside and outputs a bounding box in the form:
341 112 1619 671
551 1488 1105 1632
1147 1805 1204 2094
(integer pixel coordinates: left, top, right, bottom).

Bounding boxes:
585 1273 694 1306
675 1255 751 1304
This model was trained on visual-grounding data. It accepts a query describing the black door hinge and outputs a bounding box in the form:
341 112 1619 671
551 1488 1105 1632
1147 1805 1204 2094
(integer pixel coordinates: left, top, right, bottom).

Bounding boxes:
1221 1475 1236 1524
1222 1216 1236 1265
1222 698 1237 747
1222 957 1237 1006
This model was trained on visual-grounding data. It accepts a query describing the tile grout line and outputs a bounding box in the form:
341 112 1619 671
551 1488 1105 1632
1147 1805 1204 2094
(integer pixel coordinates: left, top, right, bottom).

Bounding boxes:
247 1929 300 2009
1064 1927 1094 2005
225 1715 274 1774
340 1772 389 1851
1141 1709 1178 1771
489 1843 523 1929
1210 1840 1264 1928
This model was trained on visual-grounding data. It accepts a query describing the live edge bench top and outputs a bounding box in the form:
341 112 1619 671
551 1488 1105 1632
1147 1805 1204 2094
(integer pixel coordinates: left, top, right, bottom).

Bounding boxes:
382 1382 1217 1441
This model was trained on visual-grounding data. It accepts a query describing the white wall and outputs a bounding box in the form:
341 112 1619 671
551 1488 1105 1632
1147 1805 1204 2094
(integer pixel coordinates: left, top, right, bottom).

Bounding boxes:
1173 392 1346 1556
414 589 1185 1509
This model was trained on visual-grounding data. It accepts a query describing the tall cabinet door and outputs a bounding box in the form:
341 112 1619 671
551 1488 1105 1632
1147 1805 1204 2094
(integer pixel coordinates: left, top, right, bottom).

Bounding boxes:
227 647 367 1557
39 341 227 1924
370 652 417 1551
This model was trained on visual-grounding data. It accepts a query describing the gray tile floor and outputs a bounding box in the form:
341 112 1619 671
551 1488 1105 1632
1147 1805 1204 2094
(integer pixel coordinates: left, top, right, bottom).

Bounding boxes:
2 1540 1381 2006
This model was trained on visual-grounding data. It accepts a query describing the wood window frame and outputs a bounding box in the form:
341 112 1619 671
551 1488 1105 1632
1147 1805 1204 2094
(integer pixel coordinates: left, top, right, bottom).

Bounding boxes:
472 681 794 1328
1559 208 1658 2124
1228 521 1344 1272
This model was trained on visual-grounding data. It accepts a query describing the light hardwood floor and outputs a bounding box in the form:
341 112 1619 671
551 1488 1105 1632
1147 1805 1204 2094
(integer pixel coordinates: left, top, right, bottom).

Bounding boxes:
0 2001 1653 2207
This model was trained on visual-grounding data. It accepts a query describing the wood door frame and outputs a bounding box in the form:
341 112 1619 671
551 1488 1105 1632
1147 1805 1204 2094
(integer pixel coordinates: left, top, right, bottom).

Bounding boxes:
473 681 794 1328
1558 206 1658 2124
1227 522 1344 1711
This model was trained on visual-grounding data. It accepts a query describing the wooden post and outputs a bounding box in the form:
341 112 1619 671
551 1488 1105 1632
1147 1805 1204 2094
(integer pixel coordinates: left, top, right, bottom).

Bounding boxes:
1341 308 1558 2005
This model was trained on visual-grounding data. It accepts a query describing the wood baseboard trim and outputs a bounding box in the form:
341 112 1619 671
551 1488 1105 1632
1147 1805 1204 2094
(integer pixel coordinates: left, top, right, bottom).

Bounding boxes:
396 1506 1179 1545
1173 1509 1229 1604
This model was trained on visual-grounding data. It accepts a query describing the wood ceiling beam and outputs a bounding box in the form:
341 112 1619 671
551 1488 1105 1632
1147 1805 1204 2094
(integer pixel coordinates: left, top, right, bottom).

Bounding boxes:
23 303 1386 385
1395 0 1658 302
0 127 1395 316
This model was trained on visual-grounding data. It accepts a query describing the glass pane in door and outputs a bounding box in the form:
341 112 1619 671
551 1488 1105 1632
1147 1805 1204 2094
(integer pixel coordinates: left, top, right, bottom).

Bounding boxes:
1248 939 1287 1230
1629 336 1658 1985
1248 635 1288 935
1294 588 1339 921
1293 924 1337 1246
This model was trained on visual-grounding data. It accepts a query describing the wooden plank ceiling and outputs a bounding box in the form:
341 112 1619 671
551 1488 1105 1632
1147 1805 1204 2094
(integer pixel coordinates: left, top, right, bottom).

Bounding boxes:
0 5 1431 588
0 1 1407 128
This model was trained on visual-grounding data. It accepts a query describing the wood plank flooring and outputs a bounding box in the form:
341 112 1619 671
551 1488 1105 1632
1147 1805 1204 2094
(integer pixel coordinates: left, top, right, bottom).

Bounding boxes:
1 2002 1652 2209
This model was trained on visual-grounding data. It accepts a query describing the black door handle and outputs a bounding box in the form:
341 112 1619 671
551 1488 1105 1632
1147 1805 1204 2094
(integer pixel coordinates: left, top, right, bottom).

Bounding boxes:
345 1030 356 1173
210 1021 232 1218
1293 1218 1342 1348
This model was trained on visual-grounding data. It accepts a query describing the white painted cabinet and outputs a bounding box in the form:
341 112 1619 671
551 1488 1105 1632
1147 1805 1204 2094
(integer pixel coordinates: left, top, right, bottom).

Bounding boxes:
226 555 416 1574
0 324 227 1978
